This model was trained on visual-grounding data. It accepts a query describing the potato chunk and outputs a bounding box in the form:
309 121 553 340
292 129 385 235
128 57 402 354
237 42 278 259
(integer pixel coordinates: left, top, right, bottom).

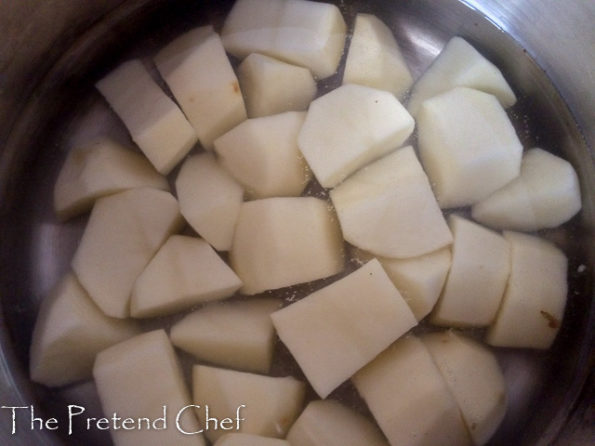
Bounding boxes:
408 37 516 116
230 197 344 294
352 247 452 321
95 59 197 174
193 365 305 442
472 148 582 231
330 146 452 258
214 112 310 199
221 0 346 78
343 14 412 97
418 87 522 208
130 236 242 318
238 53 316 117
422 331 507 446
30 273 139 387
215 434 290 446
486 231 568 349
271 259 417 398
175 153 244 251
298 84 414 188
93 330 205 446
353 336 471 446
287 400 389 446
72 188 183 318
431 215 510 327
53 138 167 220
155 26 247 149
170 298 281 373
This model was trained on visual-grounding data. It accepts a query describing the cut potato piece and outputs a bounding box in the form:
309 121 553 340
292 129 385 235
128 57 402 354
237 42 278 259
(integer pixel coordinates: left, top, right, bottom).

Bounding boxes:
93 330 205 446
408 36 516 116
298 84 414 188
431 215 510 327
287 400 389 446
418 87 523 208
130 236 242 318
343 14 412 97
214 111 310 198
155 26 247 149
352 246 452 321
30 273 140 387
271 259 417 398
422 331 507 446
175 153 244 251
238 53 316 117
72 188 182 318
353 335 471 446
486 231 568 349
215 434 290 446
221 0 346 78
54 138 167 220
95 59 197 174
330 146 452 258
193 365 305 442
472 148 582 231
230 197 344 295
170 298 281 373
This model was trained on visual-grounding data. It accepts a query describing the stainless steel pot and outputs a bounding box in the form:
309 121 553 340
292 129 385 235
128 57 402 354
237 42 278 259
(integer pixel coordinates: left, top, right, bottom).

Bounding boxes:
0 0 593 444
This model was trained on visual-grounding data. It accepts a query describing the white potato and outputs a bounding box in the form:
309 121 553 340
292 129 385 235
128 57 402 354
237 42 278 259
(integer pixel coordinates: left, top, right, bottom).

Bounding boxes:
155 26 246 149
408 36 516 116
343 13 412 97
175 153 244 251
417 87 523 208
230 197 344 295
486 231 568 349
221 0 346 78
352 247 452 321
287 400 389 446
170 298 281 373
353 335 471 446
72 188 183 318
53 138 167 220
238 53 316 117
472 148 582 231
422 331 507 446
93 330 205 446
30 273 140 387
130 236 242 318
215 434 290 446
271 259 417 398
431 215 510 327
193 365 305 442
214 111 310 199
330 146 452 258
95 59 197 174
298 84 414 188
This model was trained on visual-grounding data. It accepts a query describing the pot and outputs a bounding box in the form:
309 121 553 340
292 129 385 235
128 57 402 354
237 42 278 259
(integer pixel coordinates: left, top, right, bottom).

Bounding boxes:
0 0 593 444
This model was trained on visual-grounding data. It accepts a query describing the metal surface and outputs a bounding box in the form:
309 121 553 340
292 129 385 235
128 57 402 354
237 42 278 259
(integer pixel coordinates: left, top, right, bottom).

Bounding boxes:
0 0 593 444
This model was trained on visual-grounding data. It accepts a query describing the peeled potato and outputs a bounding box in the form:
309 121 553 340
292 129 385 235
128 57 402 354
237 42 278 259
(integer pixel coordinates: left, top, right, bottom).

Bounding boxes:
155 26 247 149
472 148 582 231
95 59 197 174
221 0 347 78
343 13 412 97
298 84 414 188
417 87 523 208
408 36 516 116
30 273 139 387
238 53 316 117
272 259 417 398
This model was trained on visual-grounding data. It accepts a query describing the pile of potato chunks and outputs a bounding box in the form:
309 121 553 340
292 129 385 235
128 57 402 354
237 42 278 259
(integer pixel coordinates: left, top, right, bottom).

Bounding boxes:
30 0 582 445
